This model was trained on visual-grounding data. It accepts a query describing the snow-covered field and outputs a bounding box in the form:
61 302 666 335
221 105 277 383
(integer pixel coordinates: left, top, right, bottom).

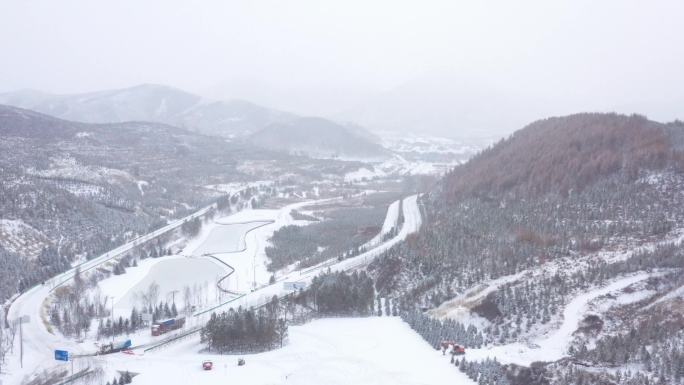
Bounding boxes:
105 317 475 385
115 257 226 313
344 155 455 182
342 133 480 182
188 222 270 256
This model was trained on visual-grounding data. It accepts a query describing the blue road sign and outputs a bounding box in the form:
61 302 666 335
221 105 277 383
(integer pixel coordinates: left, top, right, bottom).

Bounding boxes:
54 349 69 361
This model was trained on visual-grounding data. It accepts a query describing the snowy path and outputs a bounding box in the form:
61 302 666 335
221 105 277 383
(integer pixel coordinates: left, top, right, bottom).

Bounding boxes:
463 272 655 366
431 227 684 322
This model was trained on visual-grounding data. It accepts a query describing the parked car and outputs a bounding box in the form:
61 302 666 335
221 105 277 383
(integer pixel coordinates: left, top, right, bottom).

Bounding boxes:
202 360 213 370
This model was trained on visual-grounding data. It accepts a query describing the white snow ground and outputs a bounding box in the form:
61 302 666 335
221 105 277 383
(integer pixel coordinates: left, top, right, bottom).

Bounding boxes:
115 257 226 313
105 317 475 385
188 222 271 256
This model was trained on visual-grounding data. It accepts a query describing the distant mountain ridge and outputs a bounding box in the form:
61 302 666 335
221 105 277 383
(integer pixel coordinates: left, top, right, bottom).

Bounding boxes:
0 84 389 159
0 84 296 138
248 117 391 160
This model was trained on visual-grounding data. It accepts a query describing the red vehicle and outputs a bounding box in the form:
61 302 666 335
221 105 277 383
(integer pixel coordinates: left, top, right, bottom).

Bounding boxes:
452 344 466 355
440 340 466 356
202 360 213 370
151 317 186 336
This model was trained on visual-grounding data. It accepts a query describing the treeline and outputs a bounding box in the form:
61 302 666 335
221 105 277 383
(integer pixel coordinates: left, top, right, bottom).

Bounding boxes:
456 357 510 385
298 270 375 316
105 371 133 385
265 196 394 271
49 269 105 338
201 297 287 353
96 301 178 338
400 310 484 349
568 308 684 384
201 270 376 354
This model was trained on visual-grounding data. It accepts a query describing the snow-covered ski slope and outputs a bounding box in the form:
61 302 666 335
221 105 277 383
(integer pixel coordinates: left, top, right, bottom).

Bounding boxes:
108 317 475 385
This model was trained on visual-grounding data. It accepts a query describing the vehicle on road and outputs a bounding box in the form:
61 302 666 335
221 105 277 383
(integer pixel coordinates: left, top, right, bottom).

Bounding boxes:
151 317 186 336
202 360 213 370
99 339 132 355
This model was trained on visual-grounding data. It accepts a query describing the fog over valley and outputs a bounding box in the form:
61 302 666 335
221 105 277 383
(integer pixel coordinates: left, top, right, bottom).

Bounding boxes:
1 2 684 385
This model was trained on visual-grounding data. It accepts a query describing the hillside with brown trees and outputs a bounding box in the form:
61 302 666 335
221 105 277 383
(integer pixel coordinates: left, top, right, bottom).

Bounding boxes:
371 113 684 385
443 113 684 199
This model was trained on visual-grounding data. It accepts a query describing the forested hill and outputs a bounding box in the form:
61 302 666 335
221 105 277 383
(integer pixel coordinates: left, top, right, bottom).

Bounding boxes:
442 113 684 199
374 112 684 301
248 116 391 160
370 113 684 383
0 105 356 302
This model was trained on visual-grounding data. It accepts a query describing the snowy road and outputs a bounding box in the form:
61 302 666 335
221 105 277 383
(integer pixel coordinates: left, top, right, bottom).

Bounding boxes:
463 272 657 366
4 203 217 384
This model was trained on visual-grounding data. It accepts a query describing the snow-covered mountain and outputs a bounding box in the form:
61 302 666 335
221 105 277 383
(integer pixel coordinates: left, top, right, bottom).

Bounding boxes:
0 84 296 138
370 113 684 384
248 117 392 160
0 104 362 302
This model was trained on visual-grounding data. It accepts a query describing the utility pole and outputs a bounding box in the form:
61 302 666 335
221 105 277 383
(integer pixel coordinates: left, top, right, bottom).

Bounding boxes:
253 248 257 290
110 296 115 343
169 290 179 306
19 318 23 368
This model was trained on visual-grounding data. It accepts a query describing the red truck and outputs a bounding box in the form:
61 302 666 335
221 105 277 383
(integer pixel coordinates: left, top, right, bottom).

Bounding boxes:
440 340 466 356
151 317 186 336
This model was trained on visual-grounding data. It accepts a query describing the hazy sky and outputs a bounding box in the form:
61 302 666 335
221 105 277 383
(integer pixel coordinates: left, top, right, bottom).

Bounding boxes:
1 0 682 136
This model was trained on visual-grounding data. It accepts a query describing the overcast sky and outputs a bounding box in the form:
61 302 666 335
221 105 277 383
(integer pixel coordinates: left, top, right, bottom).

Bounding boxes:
1 0 682 137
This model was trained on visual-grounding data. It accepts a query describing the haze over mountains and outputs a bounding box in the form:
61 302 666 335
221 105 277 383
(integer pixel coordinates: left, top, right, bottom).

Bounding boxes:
0 84 399 159
248 117 390 160
0 84 294 138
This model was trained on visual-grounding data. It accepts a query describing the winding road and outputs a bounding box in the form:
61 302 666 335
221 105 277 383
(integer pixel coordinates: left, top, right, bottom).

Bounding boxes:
3 194 423 385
